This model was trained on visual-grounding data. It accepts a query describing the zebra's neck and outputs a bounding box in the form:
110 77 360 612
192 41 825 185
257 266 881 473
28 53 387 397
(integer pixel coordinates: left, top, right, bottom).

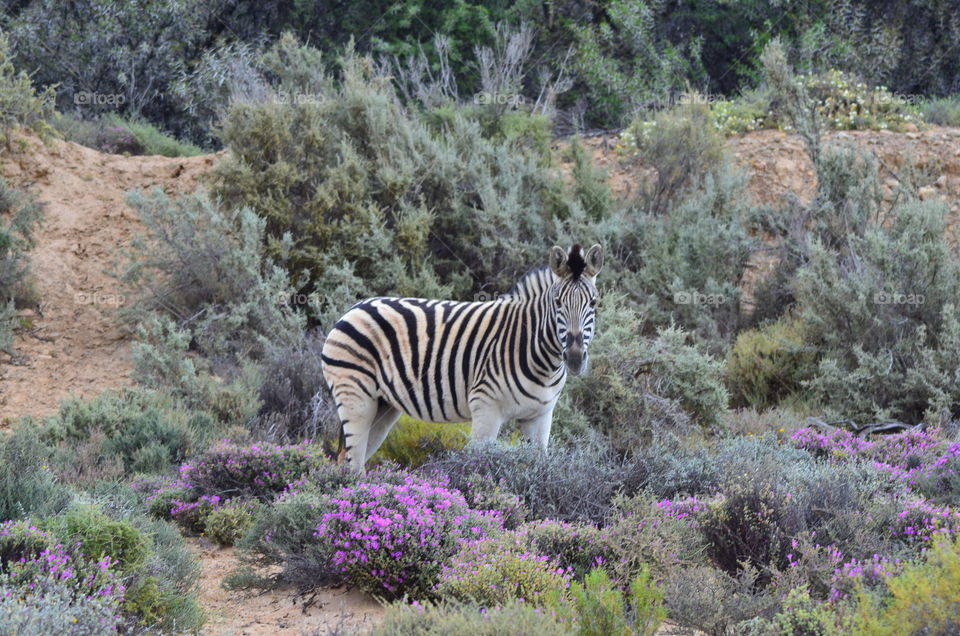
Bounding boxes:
506 266 565 380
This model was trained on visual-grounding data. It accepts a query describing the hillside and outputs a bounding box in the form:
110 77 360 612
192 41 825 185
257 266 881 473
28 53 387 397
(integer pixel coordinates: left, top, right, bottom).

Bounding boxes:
4 126 960 425
0 135 216 424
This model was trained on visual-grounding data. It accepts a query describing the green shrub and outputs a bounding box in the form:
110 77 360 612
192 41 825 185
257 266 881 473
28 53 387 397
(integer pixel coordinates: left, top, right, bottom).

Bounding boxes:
726 317 817 410
0 177 44 354
564 296 730 447
82 482 204 632
436 533 571 607
374 416 469 469
0 32 56 143
794 200 960 425
55 505 149 572
121 187 306 369
605 160 755 352
202 499 259 547
545 566 667 636
373 599 570 635
0 426 71 522
571 1 703 126
625 100 726 215
43 389 207 475
214 43 583 320
921 96 960 127
767 586 843 636
852 535 960 636
712 97 768 135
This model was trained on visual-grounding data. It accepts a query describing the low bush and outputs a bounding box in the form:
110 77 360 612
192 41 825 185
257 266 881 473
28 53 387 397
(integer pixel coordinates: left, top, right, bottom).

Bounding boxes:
663 564 780 636
0 32 57 143
422 440 624 525
545 566 667 636
373 416 469 469
54 505 149 573
312 473 502 600
0 177 44 354
249 331 338 444
202 499 260 547
0 569 123 635
519 519 614 582
176 439 330 501
852 535 960 635
0 426 71 522
624 100 726 215
0 521 125 612
120 187 306 372
437 532 570 607
725 317 817 410
373 599 570 635
42 389 210 476
602 493 706 584
921 96 960 127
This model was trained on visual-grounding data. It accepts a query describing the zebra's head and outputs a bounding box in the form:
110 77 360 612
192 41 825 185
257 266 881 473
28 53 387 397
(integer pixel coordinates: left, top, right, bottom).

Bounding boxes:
548 243 603 376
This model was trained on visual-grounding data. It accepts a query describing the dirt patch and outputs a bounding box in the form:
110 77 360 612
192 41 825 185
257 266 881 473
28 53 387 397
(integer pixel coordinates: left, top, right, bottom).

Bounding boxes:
188 538 385 635
0 132 218 425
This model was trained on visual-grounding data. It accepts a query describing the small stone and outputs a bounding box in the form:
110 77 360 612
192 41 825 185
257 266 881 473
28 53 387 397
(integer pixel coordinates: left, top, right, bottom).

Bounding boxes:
918 185 938 200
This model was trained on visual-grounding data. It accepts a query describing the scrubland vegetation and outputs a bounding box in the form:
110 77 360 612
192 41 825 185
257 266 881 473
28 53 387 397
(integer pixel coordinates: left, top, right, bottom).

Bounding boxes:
2 2 960 634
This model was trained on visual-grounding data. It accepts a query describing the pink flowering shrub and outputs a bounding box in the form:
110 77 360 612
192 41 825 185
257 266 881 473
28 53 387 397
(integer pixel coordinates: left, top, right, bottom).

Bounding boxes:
790 427 960 498
777 533 904 601
517 519 615 581
0 521 125 607
892 500 960 547
313 473 502 600
436 532 572 607
177 439 329 500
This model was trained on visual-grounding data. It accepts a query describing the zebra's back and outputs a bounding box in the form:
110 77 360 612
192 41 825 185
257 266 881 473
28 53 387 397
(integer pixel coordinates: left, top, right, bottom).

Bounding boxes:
321 296 515 423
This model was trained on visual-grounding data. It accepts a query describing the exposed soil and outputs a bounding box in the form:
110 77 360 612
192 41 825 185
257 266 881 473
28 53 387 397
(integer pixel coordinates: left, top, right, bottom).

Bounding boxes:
0 133 217 425
188 539 384 636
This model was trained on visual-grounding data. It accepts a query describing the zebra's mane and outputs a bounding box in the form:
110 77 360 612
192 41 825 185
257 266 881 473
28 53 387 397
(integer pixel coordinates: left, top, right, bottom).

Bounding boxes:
504 266 556 301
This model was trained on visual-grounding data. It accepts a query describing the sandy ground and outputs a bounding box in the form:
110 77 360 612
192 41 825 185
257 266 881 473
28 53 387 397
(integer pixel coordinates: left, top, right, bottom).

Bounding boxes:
188 539 385 636
0 132 216 425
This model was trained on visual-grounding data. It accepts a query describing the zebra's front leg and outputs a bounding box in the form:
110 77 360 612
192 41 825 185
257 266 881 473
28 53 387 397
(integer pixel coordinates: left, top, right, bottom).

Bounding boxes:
468 405 505 445
519 405 556 451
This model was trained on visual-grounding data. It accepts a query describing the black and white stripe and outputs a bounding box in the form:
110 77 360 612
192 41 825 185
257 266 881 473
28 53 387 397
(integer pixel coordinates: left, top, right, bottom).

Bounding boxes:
321 244 603 471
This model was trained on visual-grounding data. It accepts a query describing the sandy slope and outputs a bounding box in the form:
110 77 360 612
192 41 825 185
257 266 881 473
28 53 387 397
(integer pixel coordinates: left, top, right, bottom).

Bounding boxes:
0 133 216 425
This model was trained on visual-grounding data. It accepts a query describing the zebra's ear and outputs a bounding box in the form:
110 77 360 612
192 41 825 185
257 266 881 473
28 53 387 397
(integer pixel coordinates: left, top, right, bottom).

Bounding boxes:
549 245 569 277
584 244 603 278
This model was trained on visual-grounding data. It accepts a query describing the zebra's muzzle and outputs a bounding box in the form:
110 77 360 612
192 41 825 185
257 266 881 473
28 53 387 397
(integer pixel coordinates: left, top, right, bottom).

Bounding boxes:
563 333 588 375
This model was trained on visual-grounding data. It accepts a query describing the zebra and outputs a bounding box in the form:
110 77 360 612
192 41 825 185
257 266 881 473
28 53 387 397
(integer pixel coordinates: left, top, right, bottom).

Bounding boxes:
321 243 603 471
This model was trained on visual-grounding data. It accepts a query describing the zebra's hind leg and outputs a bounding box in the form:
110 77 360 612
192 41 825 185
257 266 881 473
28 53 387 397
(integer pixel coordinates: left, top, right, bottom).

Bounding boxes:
332 388 379 473
364 400 402 463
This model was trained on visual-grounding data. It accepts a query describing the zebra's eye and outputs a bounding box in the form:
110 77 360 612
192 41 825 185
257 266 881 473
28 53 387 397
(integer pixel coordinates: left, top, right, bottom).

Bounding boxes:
554 295 562 308
590 297 598 308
